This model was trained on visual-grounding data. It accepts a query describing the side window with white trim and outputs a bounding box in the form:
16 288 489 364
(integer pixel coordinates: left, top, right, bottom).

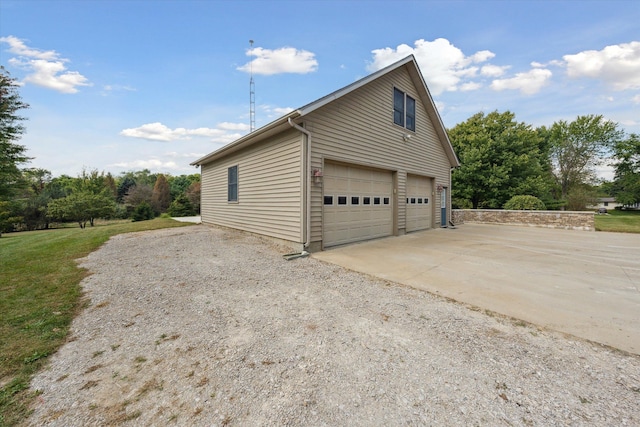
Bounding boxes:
393 87 416 132
228 165 238 202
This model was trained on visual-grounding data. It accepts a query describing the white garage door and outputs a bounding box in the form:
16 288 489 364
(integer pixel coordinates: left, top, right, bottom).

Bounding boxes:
323 162 393 247
406 174 432 232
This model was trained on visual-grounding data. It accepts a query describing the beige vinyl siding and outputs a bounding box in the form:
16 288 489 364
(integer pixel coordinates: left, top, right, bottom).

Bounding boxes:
200 129 303 243
307 64 452 244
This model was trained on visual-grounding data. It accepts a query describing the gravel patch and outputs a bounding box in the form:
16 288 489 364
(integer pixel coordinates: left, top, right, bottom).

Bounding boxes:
29 225 640 426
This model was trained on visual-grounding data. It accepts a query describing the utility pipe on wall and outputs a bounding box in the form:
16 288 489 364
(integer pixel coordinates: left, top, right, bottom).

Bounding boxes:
288 117 311 249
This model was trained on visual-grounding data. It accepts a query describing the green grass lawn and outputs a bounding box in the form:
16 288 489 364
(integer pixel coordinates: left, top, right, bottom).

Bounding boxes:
595 209 640 233
0 218 194 427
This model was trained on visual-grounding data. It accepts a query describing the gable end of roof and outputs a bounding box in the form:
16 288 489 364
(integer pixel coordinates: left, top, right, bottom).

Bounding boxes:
192 55 459 168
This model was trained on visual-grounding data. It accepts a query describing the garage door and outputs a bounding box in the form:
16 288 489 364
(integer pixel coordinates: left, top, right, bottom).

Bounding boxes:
323 162 393 247
406 174 432 232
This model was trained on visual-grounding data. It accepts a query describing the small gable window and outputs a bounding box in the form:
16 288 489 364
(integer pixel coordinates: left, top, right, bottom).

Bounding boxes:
393 88 405 127
393 88 416 132
228 165 238 202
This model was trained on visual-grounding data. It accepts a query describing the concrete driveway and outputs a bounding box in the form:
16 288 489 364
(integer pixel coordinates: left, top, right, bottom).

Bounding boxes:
314 224 640 354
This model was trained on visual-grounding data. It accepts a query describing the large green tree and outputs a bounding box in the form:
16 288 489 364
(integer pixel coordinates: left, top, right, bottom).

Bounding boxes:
0 66 31 201
546 115 624 204
47 191 115 228
46 169 117 228
611 133 640 206
449 111 550 209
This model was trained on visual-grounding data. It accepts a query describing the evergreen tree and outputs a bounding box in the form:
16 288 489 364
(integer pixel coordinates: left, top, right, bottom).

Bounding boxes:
167 194 196 217
0 66 31 201
116 176 136 202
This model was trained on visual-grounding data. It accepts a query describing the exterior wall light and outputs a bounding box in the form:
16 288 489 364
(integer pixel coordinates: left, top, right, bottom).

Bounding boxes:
313 169 323 184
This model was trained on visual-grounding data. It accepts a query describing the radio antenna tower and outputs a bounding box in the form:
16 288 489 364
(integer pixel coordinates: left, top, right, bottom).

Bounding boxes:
249 39 256 133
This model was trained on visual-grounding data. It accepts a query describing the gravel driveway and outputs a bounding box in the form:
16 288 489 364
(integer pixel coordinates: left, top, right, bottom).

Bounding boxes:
29 225 639 426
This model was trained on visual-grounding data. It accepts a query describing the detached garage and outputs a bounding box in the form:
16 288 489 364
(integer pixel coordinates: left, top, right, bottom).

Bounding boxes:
192 55 459 251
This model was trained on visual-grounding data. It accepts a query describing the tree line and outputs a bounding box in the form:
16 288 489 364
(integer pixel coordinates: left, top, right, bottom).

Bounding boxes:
0 166 201 234
449 111 639 211
1 66 200 236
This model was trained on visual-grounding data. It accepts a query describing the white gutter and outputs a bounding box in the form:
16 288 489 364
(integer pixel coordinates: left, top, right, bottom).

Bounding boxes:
288 117 311 250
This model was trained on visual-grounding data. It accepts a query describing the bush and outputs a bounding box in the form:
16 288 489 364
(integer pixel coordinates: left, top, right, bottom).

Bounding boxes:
113 203 131 219
452 198 473 209
503 195 546 210
167 194 196 217
132 202 155 222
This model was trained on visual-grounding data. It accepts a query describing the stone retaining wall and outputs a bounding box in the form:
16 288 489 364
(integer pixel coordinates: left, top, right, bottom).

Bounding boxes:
452 209 595 231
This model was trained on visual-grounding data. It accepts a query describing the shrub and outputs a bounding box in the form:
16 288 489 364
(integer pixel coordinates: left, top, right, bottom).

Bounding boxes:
452 198 473 209
132 202 155 222
503 195 546 210
167 194 196 217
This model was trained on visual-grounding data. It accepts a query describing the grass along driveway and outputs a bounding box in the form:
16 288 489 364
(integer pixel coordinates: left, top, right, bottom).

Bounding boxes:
0 218 193 427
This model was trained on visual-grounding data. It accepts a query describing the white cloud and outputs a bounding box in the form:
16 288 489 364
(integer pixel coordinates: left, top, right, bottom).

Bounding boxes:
259 104 295 119
633 94 640 104
481 64 509 77
102 84 136 96
237 46 318 75
110 158 180 170
165 151 206 159
0 35 90 93
367 38 497 95
271 106 295 115
120 122 227 141
563 41 640 90
460 82 482 91
0 35 58 60
22 59 91 94
211 133 245 144
491 68 552 95
217 122 250 131
120 122 249 144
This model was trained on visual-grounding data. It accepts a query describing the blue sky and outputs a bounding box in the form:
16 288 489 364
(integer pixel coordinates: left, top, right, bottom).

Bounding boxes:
1 0 639 179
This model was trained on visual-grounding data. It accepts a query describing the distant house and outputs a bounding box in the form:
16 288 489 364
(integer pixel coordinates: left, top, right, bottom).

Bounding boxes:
192 55 459 251
592 197 622 210
589 197 640 211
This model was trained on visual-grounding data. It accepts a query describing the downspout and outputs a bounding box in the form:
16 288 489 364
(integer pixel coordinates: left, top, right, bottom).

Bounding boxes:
448 166 458 228
288 117 311 251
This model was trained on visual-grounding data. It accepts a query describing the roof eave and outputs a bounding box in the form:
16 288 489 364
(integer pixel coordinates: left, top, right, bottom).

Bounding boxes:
406 60 460 168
